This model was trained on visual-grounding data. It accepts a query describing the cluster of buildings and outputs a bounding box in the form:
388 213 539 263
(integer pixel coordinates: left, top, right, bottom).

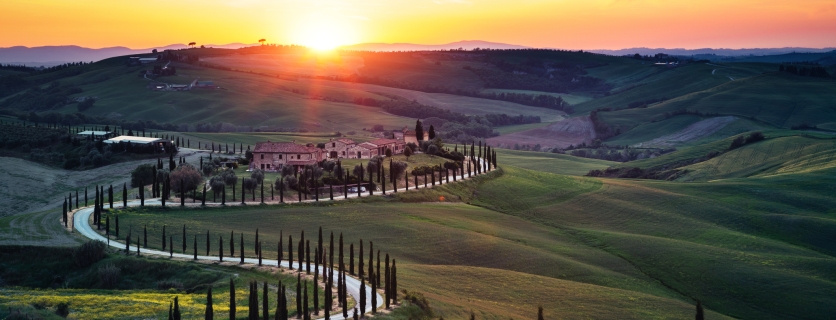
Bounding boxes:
251 128 419 172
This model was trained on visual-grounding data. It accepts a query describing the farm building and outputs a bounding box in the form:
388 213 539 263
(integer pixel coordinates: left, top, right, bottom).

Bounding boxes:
189 80 216 89
251 141 325 172
103 135 171 152
367 138 406 156
77 130 115 141
346 142 378 159
323 138 356 159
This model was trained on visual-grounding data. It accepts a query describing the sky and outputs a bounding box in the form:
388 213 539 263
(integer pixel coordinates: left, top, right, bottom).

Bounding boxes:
2 0 835 50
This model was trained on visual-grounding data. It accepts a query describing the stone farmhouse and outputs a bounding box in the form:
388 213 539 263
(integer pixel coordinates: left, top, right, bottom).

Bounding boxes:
251 141 325 172
251 130 415 171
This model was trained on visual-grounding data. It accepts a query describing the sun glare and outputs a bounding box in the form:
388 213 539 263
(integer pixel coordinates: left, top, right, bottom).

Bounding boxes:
291 16 357 51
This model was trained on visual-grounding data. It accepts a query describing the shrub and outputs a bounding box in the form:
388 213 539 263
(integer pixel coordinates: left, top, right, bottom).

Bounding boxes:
55 302 70 318
243 177 257 191
72 240 106 267
170 164 203 193
729 136 746 150
250 169 265 184
97 263 120 289
745 131 765 144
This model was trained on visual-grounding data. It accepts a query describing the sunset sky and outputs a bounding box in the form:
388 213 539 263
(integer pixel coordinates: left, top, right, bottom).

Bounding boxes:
2 0 835 50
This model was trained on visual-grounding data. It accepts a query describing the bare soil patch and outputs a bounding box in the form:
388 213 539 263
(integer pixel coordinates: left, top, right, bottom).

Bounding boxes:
639 116 737 148
487 116 596 149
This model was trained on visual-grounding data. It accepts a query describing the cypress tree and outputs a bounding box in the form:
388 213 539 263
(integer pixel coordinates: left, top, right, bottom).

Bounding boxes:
306 240 311 274
62 198 67 228
168 302 173 320
696 300 704 320
376 250 381 288
274 280 284 320
368 242 374 287
125 231 130 253
105 215 110 241
180 180 185 206
162 225 166 250
144 225 147 248
173 296 181 320
241 177 245 204
229 279 236 320
75 190 79 209
206 230 210 255
222 185 226 205
258 241 263 266
169 236 173 257
314 248 320 315
342 271 348 318
205 287 213 320
123 183 127 208
115 215 120 237
230 231 235 257
537 305 544 320
350 243 354 275
370 269 377 314
288 234 294 270
279 231 284 267
385 253 390 309
282 285 289 320
296 274 302 319
249 281 258 320
280 178 284 203
392 259 398 305
240 233 244 264
263 281 269 320
261 182 265 204
360 277 366 316
219 236 224 261
193 235 197 260
329 182 333 200
183 224 187 253
85 187 88 206
109 185 113 208
140 180 145 206
303 282 309 320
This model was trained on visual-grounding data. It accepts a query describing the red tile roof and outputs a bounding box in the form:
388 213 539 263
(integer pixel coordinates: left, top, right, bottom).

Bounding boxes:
254 142 319 153
367 138 402 146
336 138 356 145
356 142 377 150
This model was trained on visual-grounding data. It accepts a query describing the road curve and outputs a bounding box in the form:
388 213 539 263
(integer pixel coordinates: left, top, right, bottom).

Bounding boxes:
71 157 490 318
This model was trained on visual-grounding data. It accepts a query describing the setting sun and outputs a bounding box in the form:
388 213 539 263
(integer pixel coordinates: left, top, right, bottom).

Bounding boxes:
290 15 358 51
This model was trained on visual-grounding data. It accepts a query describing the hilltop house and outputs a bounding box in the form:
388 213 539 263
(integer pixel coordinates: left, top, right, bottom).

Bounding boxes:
346 142 379 159
367 138 406 156
323 138 356 158
251 141 324 172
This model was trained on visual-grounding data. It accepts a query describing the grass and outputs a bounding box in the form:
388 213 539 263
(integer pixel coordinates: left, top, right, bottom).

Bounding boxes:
598 73 836 132
677 134 836 181
0 245 323 319
494 149 615 176
109 160 836 319
479 89 593 105
604 114 705 146
493 122 554 135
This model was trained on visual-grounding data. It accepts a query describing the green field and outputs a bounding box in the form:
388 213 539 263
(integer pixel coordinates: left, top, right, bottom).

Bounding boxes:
103 158 836 319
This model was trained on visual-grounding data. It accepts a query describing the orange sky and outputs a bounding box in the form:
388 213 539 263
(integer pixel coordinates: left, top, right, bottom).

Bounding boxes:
2 0 835 49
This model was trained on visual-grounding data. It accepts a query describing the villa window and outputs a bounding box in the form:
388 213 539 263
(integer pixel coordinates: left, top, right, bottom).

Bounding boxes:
260 154 264 159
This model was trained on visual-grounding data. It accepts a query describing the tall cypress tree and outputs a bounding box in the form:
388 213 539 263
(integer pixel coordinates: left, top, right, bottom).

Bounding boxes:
193 235 197 260
360 277 366 316
314 248 320 316
303 282 309 320
219 236 223 261
169 236 173 257
205 287 213 320
696 300 704 320
385 253 390 309
230 231 235 257
279 231 284 267
392 259 398 305
288 234 294 270
240 233 244 264
537 305 544 320
173 296 181 320
376 250 381 288
122 183 127 208
182 224 187 253
109 185 113 208
350 243 355 275
368 242 374 287
276 281 283 320
296 274 302 319
229 279 236 320
206 230 210 255
342 271 348 318
306 240 311 274
115 215 120 237
263 281 269 320
370 270 377 314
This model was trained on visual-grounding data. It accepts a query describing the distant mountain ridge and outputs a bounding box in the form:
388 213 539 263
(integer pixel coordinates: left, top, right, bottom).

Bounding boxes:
589 47 836 57
339 40 530 52
0 43 254 66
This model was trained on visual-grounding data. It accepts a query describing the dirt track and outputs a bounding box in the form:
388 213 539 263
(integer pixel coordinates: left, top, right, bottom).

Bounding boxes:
0 149 209 246
639 116 737 148
487 116 596 149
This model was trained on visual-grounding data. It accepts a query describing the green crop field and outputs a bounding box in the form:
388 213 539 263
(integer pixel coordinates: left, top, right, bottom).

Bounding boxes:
108 161 836 319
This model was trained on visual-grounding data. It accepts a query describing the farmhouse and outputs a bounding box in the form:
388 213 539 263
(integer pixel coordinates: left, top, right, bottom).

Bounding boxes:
103 135 171 152
367 138 406 156
346 142 378 159
77 130 115 141
251 141 325 172
323 138 356 158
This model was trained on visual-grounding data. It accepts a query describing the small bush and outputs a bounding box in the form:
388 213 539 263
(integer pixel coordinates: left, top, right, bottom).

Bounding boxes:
55 302 70 318
72 241 106 268
97 264 120 289
156 280 185 291
745 131 765 144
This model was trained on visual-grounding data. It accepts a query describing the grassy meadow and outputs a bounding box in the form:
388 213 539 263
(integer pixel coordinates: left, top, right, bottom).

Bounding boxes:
102 156 836 319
